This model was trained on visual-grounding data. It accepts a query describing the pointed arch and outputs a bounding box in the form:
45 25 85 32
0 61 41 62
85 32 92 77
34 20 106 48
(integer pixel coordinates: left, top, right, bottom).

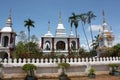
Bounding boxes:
56 41 65 50
45 41 51 50
71 41 76 50
2 36 9 47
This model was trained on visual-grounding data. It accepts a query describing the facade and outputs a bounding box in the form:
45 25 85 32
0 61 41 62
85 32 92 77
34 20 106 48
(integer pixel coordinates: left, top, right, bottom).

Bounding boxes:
41 14 80 55
97 13 114 55
0 15 16 59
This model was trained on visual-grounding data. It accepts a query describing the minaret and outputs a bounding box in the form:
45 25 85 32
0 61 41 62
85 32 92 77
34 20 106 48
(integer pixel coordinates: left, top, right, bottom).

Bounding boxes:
56 11 66 37
102 10 108 32
48 21 50 33
44 21 53 37
59 11 62 24
110 26 113 33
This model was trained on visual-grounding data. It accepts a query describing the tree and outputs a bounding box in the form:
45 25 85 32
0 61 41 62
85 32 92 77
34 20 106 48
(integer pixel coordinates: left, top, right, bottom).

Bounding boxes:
18 31 27 43
79 13 90 51
14 41 27 58
91 35 99 50
14 41 41 58
25 42 39 54
69 13 79 37
86 11 96 50
24 18 35 41
112 44 120 56
31 35 39 43
22 64 37 79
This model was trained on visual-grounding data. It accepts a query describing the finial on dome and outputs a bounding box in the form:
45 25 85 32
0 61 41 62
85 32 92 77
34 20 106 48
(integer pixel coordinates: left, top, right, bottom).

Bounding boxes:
59 11 62 24
48 21 50 31
102 10 106 23
110 26 112 30
110 26 113 33
6 9 12 27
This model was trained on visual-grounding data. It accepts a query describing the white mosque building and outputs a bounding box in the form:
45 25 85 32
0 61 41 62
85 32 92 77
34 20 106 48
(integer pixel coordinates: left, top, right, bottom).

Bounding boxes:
0 11 115 58
97 12 114 55
41 13 80 55
0 15 16 59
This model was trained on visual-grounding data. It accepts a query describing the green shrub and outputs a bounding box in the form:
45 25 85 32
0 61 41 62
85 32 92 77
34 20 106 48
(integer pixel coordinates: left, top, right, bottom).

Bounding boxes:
58 63 70 69
88 67 95 74
22 64 37 76
108 63 119 68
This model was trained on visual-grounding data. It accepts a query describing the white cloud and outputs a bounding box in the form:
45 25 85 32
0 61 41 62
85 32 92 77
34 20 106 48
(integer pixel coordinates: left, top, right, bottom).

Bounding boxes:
88 25 102 32
81 40 92 51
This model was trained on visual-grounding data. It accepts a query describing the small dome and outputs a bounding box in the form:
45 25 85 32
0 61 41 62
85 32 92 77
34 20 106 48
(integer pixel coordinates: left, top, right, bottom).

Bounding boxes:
1 26 13 32
44 31 53 37
57 23 65 29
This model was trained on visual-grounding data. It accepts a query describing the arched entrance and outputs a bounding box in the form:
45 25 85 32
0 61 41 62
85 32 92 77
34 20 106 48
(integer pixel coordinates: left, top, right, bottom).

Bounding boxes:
45 41 51 50
0 52 8 59
2 36 9 47
71 41 76 50
56 41 65 50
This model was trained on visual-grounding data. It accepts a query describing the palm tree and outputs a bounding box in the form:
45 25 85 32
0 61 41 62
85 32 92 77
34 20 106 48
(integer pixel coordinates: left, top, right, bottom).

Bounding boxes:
24 18 35 41
91 35 99 50
69 13 79 38
79 13 90 51
86 11 96 49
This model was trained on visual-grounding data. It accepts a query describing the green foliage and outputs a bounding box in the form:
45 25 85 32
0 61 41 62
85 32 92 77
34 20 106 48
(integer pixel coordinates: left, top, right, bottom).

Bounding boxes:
22 64 37 71
88 67 95 74
112 44 120 56
22 64 37 76
58 63 70 69
25 42 39 54
99 44 120 57
108 63 119 68
24 18 35 54
14 41 42 58
14 41 27 58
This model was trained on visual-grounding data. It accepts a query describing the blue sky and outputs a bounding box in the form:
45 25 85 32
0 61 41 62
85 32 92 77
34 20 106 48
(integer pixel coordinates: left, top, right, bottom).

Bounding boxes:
0 0 120 48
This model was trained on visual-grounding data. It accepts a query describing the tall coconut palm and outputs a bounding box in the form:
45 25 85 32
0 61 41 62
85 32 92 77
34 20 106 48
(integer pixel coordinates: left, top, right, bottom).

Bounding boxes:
87 11 96 49
24 18 35 42
91 35 99 50
69 13 79 38
79 13 90 51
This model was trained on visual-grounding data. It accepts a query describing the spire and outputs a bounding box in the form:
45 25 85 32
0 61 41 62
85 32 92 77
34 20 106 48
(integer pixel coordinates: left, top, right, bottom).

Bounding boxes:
48 21 50 31
6 9 12 27
44 21 53 37
102 10 106 23
102 10 108 31
99 28 101 33
59 11 62 24
110 26 112 31
110 26 113 33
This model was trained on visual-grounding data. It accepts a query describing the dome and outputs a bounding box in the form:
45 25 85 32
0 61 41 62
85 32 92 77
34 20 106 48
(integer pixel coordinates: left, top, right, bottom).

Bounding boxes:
44 31 53 37
1 26 13 32
55 23 66 37
57 23 65 29
1 15 14 32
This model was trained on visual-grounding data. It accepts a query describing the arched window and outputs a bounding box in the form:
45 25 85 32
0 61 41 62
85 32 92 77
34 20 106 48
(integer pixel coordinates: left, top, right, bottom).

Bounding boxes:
71 41 76 50
45 41 51 50
56 41 65 50
2 36 9 47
